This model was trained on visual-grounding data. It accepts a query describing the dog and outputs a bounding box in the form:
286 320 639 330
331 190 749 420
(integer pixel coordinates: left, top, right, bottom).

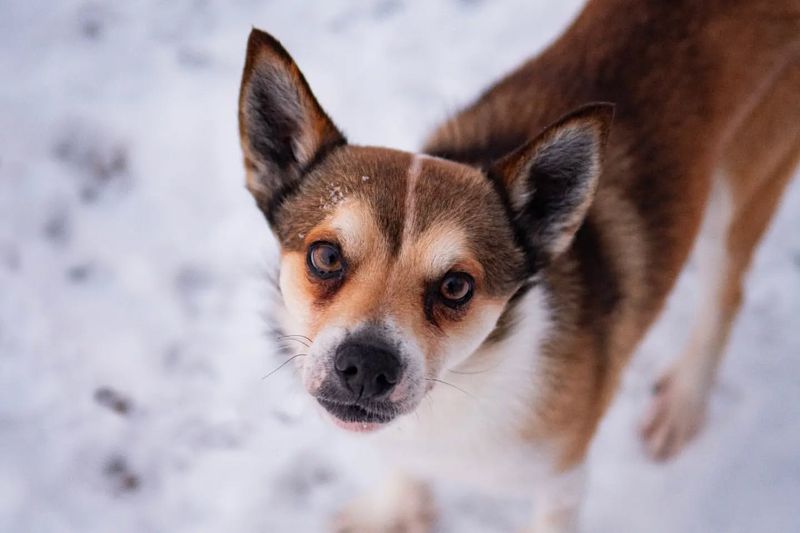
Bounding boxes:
237 1 800 530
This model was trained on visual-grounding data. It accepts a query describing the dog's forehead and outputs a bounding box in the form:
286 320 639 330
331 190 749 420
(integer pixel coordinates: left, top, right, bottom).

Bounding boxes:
275 146 408 249
275 145 526 294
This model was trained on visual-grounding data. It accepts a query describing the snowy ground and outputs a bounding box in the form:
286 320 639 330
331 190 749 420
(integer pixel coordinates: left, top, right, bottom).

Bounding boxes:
1 1 799 532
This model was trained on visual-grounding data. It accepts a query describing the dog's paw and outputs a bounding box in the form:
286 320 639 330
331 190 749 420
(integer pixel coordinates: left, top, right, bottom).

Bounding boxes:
332 481 435 533
639 366 709 461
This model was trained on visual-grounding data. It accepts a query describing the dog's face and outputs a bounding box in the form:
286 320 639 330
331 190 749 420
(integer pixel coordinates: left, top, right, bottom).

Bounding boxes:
271 147 526 431
238 30 612 431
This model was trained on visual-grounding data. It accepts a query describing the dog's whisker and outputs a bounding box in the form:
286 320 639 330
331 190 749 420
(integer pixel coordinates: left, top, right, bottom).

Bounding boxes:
425 377 475 399
277 337 310 348
447 367 491 376
262 353 307 380
278 334 313 343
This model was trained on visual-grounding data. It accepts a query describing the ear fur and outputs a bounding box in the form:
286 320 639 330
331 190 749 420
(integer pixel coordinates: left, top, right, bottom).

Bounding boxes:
238 29 346 224
491 103 614 267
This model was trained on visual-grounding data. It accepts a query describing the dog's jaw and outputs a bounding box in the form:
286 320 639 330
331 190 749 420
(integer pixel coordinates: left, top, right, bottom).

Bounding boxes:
319 406 386 433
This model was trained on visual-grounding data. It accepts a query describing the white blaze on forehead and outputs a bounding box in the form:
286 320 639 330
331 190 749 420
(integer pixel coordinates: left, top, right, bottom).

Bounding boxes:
401 154 473 277
402 154 427 241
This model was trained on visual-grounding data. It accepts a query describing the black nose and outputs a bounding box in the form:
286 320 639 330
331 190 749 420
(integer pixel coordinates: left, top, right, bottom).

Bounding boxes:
334 341 402 400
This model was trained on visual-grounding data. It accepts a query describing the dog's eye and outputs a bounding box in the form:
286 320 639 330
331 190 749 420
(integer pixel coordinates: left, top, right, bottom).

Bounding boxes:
307 242 344 279
439 272 474 306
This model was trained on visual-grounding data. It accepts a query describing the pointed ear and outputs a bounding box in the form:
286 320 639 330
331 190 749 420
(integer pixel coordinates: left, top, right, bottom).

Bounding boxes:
238 29 346 223
491 103 614 267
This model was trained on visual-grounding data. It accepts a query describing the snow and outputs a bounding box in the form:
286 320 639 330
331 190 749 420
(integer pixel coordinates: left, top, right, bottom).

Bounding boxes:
1 1 798 531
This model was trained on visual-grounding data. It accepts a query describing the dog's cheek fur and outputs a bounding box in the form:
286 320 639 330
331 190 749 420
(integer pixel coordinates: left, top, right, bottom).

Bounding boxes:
367 294 509 380
433 298 508 372
278 251 316 333
278 248 370 340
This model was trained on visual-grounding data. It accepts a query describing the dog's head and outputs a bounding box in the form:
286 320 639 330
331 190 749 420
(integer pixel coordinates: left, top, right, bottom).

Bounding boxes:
238 30 612 431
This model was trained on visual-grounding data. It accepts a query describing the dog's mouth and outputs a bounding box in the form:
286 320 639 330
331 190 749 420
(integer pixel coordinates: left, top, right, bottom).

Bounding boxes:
316 397 396 432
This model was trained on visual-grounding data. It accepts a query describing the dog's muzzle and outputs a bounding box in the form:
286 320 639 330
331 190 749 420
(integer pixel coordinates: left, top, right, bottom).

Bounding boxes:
315 333 404 427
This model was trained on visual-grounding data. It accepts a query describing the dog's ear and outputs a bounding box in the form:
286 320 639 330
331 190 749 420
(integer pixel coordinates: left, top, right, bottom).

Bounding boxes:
238 29 346 224
491 103 614 267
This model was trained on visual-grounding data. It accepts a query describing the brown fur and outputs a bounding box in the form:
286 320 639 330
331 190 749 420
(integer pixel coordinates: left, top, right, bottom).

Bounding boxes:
423 0 800 467
237 0 800 527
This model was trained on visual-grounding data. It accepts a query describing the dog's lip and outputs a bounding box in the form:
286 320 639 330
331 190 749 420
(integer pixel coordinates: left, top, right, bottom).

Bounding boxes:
316 397 396 429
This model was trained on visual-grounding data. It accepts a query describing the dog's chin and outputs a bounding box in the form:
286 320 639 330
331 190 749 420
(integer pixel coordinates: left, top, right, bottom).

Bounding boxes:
316 398 397 433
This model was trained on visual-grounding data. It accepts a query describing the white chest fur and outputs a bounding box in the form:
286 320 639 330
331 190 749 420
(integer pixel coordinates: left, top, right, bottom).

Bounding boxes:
368 286 557 495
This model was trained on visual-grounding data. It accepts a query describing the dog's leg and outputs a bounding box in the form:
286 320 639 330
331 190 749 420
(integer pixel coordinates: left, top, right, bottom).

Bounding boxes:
641 148 798 461
641 59 800 461
333 471 435 533
524 464 586 533
639 174 734 461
